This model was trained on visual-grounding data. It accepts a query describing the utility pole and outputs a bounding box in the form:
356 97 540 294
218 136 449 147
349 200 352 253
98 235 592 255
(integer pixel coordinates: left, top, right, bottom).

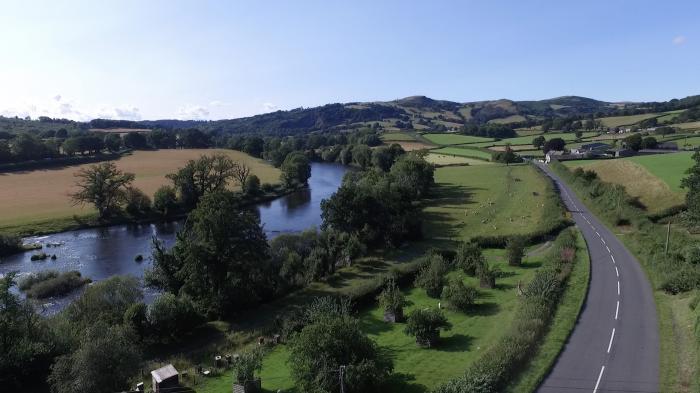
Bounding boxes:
665 220 672 255
339 365 346 393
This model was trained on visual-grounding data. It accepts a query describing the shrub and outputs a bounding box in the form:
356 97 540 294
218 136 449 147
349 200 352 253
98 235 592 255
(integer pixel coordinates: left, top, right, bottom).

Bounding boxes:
414 253 449 298
506 236 526 267
261 182 275 193
404 308 452 347
441 278 478 311
152 185 178 216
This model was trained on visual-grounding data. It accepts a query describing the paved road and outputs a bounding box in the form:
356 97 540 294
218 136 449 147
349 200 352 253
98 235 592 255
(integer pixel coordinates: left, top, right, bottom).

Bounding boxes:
535 162 659 393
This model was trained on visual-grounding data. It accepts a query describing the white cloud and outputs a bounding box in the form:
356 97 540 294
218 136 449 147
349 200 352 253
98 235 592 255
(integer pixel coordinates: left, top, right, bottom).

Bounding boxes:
0 95 143 121
177 105 210 120
53 94 62 102
97 106 142 121
673 35 686 45
261 102 278 113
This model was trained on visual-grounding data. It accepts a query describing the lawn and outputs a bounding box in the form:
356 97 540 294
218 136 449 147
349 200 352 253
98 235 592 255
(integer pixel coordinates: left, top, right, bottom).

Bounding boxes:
382 132 416 141
0 149 280 233
422 133 493 146
563 153 692 213
385 141 433 151
422 164 552 240
430 147 493 161
676 121 700 131
425 153 494 166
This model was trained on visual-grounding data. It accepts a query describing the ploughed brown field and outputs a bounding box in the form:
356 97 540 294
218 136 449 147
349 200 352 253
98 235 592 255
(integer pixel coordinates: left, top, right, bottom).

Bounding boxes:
0 149 280 230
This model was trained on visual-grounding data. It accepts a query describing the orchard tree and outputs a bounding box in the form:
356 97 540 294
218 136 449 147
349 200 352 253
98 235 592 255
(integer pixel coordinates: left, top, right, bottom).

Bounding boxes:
70 162 135 218
404 308 452 347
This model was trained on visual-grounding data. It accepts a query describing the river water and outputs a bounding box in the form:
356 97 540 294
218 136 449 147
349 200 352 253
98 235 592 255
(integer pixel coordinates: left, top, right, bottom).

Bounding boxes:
0 162 348 313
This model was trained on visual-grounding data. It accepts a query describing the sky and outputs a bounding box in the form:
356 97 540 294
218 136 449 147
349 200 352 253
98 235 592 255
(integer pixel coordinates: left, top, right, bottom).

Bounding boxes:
0 0 698 121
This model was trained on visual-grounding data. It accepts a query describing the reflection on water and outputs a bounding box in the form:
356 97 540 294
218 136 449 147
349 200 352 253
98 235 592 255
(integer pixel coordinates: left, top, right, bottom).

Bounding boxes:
0 162 348 313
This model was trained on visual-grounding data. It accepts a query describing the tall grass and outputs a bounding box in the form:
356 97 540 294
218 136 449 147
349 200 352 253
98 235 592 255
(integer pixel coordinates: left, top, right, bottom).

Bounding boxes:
19 270 91 298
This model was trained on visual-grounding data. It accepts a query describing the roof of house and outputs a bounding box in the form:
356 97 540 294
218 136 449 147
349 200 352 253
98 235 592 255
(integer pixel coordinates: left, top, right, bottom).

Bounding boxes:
546 150 565 155
151 364 178 383
581 142 610 150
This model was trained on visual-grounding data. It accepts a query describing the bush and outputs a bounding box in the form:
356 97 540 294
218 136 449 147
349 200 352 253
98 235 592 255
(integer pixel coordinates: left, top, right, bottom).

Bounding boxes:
414 253 449 298
30 252 48 261
147 293 204 343
152 185 178 216
441 278 478 311
506 236 526 267
261 182 275 193
404 308 452 347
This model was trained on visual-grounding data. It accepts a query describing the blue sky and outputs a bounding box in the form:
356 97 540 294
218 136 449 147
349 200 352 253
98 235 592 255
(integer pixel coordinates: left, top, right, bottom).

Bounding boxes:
0 0 698 121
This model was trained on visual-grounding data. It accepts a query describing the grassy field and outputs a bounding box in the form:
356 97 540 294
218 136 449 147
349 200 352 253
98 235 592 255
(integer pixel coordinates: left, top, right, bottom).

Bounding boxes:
386 141 433 151
676 121 700 131
0 149 280 233
563 157 687 213
598 113 663 128
488 114 527 124
430 147 492 161
472 132 598 148
424 153 493 166
382 132 416 141
422 133 493 145
422 164 552 240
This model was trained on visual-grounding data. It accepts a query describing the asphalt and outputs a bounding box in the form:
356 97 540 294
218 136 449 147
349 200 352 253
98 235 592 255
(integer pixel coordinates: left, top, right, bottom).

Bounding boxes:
535 162 659 393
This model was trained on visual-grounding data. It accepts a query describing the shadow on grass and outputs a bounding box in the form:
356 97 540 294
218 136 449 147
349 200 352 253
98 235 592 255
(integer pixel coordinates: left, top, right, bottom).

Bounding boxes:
359 314 397 336
471 301 500 316
384 372 428 393
439 333 474 352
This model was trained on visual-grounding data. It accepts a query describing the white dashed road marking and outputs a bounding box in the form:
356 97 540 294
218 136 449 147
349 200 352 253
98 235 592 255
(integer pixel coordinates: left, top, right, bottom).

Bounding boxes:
615 301 619 320
594 366 605 393
607 328 616 353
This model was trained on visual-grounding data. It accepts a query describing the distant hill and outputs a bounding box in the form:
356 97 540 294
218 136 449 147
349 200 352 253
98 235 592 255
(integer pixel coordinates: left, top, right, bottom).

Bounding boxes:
2 94 699 137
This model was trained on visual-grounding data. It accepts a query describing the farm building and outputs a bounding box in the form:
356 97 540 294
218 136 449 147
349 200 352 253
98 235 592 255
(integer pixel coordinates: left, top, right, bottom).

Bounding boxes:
545 150 565 163
151 364 179 393
610 148 636 158
571 142 611 155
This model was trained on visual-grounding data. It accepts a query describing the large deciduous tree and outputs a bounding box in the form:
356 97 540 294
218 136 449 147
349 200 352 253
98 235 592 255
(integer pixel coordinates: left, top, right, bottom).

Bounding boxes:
147 190 270 317
70 162 135 218
280 151 311 186
166 154 238 209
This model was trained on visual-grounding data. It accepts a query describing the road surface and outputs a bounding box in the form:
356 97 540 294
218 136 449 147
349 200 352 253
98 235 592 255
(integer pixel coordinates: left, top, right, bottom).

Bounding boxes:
535 162 659 393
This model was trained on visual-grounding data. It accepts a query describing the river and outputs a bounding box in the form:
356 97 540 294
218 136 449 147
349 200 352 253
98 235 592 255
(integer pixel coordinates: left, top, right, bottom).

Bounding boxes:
0 162 348 313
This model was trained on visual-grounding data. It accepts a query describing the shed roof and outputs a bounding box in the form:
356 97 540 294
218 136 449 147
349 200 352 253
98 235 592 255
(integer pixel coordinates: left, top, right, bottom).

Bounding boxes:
581 142 610 150
151 364 178 383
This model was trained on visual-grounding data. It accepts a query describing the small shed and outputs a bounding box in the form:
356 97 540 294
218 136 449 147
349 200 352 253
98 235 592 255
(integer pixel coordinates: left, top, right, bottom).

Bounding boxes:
151 364 179 393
